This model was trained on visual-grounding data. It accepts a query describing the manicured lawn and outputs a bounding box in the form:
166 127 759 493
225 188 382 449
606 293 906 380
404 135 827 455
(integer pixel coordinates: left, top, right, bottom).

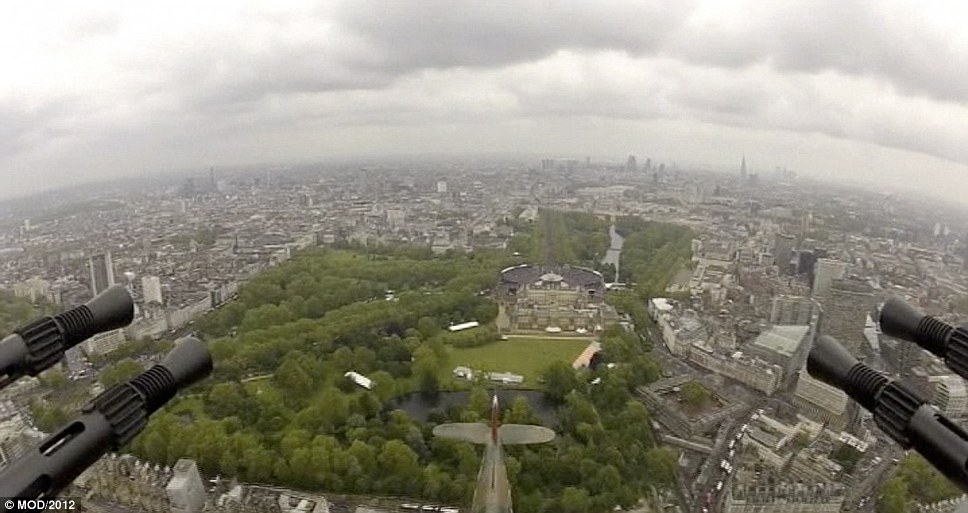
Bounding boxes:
441 337 593 388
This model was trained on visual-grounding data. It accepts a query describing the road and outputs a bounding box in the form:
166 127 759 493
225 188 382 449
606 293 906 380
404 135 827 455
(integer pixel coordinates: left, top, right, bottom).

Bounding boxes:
844 446 904 512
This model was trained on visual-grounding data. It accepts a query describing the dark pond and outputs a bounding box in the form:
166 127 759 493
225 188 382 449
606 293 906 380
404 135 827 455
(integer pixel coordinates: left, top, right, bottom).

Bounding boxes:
386 389 561 427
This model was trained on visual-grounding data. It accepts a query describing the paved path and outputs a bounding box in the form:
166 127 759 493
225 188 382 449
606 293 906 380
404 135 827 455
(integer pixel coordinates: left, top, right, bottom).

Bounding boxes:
504 334 596 341
572 341 602 368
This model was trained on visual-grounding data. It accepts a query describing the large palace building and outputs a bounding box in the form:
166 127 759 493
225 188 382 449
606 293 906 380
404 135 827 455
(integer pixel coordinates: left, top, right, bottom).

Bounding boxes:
494 264 618 334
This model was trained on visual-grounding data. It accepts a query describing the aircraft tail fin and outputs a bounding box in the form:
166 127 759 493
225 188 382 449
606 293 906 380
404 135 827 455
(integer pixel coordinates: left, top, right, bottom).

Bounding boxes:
499 424 557 445
433 423 491 445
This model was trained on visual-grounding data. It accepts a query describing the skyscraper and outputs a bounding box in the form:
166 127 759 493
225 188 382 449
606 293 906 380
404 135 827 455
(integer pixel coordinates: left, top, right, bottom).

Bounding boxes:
142 275 163 305
740 155 747 182
930 376 968 418
770 296 820 326
773 233 796 275
625 155 638 173
794 368 850 430
88 252 115 296
799 212 812 240
820 278 875 357
812 258 847 298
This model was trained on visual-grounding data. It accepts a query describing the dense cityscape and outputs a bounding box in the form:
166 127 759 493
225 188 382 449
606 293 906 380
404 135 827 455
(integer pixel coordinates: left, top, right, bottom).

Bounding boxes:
0 156 966 513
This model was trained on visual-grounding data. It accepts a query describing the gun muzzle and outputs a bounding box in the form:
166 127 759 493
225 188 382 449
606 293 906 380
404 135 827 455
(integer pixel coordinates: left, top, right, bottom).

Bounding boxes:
880 297 968 380
808 335 887 411
0 337 212 501
0 285 134 390
807 334 968 492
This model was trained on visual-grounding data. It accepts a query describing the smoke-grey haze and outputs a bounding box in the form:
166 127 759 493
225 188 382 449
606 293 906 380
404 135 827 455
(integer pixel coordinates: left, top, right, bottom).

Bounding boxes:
2 0 967 201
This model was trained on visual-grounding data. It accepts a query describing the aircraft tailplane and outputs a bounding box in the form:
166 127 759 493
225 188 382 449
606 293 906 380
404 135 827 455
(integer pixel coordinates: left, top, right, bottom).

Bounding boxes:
499 424 556 445
433 423 491 444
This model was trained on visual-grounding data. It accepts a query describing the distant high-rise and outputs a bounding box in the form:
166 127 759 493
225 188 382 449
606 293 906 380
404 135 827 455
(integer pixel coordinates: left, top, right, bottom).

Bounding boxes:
142 276 163 305
812 258 847 298
820 278 875 357
794 368 849 430
209 167 216 190
740 155 747 182
88 252 115 296
795 249 817 277
180 178 195 199
770 296 820 326
436 180 448 194
773 233 796 275
625 155 638 173
799 212 812 240
931 375 968 418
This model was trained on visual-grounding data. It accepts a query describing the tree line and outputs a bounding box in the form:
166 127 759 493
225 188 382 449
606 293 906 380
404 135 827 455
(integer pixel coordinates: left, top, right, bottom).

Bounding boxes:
506 209 611 271
878 454 962 513
0 290 53 335
615 217 695 299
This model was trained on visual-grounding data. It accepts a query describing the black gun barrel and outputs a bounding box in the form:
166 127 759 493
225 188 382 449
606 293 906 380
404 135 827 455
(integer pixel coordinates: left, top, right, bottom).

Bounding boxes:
880 297 968 380
0 337 212 503
0 285 134 391
808 334 968 492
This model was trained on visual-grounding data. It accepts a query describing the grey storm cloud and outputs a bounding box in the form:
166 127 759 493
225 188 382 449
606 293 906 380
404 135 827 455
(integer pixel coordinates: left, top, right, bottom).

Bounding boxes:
335 1 694 71
1 0 967 200
333 0 968 105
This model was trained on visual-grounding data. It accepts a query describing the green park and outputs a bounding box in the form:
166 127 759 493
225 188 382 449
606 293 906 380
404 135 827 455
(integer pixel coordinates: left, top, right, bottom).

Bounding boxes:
17 210 702 513
441 336 594 388
8 208 965 512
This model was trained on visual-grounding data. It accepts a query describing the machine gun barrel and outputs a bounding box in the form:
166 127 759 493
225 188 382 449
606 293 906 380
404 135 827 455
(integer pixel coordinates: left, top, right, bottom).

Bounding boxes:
0 337 212 503
0 285 134 391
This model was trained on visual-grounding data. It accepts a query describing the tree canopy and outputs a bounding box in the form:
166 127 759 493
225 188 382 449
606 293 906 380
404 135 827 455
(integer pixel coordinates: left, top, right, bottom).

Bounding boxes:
877 454 961 511
680 381 711 409
125 231 686 512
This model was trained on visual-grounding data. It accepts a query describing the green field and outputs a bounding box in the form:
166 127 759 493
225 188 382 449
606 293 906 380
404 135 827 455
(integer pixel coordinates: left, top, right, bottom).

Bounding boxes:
441 337 593 388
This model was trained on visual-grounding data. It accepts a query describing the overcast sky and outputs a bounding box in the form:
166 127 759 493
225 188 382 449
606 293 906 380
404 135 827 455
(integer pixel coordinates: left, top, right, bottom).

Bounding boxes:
3 0 968 202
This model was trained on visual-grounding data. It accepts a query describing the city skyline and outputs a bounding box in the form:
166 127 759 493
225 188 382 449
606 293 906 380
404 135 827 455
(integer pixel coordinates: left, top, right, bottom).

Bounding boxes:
0 160 965 512
2 1 968 203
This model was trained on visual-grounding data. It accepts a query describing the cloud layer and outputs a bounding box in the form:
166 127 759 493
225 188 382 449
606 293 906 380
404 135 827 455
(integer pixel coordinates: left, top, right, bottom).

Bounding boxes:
2 0 967 200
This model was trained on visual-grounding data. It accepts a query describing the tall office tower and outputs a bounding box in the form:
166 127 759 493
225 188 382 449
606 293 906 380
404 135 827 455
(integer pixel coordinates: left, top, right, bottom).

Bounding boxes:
625 155 638 173
794 368 850 430
740 155 747 182
773 233 796 275
880 337 923 376
931 375 968 418
795 249 817 277
747 324 813 388
820 278 875 357
799 211 812 240
88 252 115 296
142 275 163 305
812 258 847 298
770 296 820 326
